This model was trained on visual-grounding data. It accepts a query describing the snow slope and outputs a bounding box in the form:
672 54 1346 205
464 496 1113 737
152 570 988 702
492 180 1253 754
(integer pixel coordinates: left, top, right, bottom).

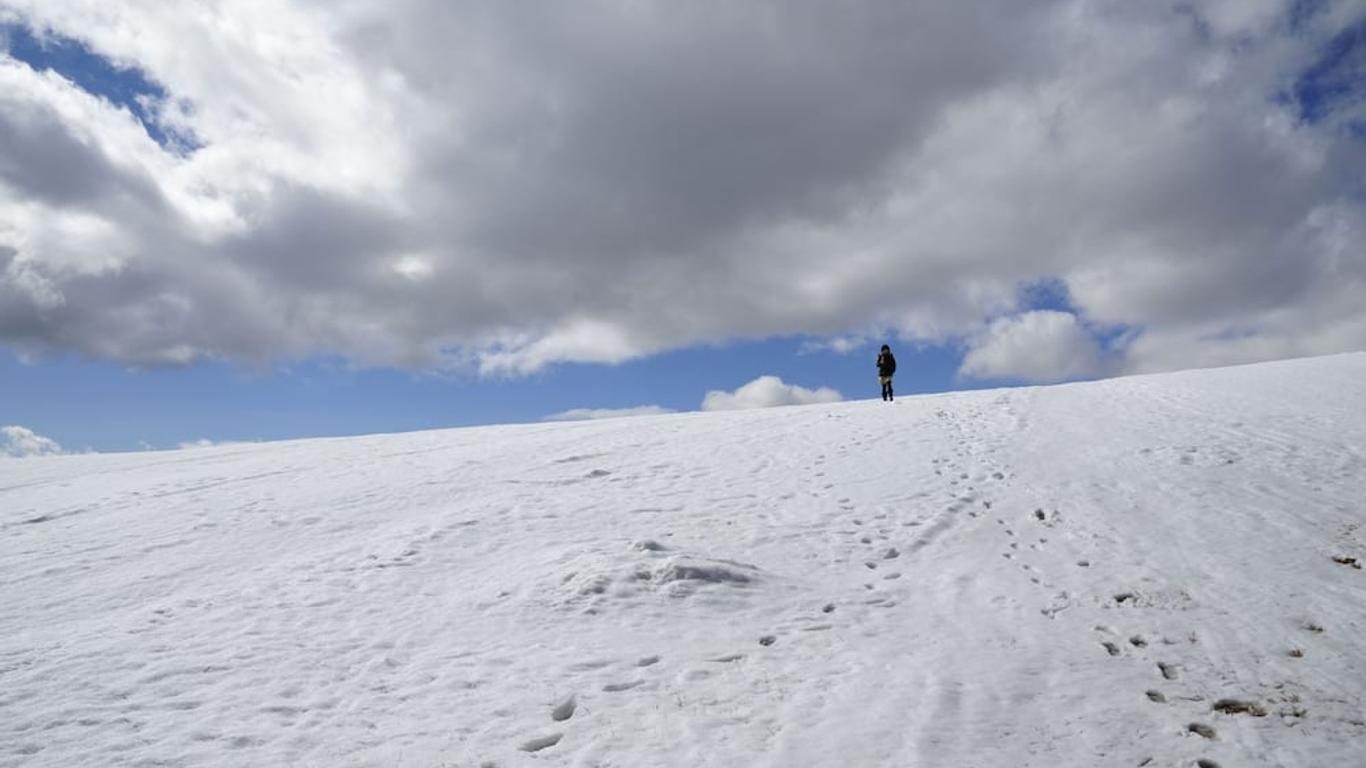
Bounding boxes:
3 353 1365 767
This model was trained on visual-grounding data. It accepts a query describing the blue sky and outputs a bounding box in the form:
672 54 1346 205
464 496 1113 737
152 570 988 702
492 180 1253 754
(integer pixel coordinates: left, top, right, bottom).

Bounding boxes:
1 3 1363 455
2 339 983 453
1 23 177 148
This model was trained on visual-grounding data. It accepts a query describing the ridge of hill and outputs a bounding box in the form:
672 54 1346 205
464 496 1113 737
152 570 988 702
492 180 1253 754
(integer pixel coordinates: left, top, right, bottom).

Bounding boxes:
3 353 1365 766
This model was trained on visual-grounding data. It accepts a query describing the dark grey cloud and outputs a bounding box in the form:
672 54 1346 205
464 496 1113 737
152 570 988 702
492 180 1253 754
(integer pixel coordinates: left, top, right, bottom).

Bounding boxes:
0 90 166 211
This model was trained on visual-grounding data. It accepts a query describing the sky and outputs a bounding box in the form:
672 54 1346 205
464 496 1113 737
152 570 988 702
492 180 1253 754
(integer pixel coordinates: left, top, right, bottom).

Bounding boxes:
1 0 1364 454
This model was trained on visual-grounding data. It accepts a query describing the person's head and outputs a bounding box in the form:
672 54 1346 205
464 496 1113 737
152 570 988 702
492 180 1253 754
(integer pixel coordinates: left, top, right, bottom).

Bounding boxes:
881 344 890 352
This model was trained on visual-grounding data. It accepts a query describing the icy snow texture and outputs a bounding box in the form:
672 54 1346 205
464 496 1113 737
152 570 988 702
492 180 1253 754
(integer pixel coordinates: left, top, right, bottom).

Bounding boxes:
3 353 1366 766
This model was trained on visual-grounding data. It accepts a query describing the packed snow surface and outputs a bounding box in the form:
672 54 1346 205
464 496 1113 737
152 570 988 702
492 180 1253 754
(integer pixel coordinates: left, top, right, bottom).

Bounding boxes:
4 354 1366 767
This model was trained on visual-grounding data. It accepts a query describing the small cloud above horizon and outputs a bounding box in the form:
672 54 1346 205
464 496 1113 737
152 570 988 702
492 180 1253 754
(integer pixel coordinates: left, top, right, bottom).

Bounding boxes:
177 438 251 450
798 336 869 356
2 425 65 457
702 375 843 412
543 405 675 422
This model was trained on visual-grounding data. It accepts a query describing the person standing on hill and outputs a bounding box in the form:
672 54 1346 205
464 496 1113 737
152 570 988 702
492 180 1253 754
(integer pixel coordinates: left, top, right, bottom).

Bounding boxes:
876 344 897 401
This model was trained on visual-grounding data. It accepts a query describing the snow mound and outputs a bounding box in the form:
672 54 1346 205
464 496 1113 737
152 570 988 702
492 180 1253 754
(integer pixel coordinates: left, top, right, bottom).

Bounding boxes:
551 542 764 613
653 557 757 587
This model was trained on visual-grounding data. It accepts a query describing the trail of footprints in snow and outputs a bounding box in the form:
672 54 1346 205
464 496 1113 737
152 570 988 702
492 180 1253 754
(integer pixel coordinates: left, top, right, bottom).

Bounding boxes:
848 449 1018 607
518 654 665 754
1091 577 1331 765
1001 496 1271 767
988 479 1343 767
991 505 1083 619
513 431 1019 757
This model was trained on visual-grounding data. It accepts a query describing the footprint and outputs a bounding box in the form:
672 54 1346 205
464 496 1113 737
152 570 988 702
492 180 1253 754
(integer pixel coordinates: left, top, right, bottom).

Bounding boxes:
551 696 576 722
883 547 900 559
519 733 563 752
1212 698 1267 717
603 681 643 692
568 659 614 672
1145 690 1166 703
759 635 776 646
1158 662 1180 680
822 603 836 614
1187 722 1216 739
1101 641 1121 657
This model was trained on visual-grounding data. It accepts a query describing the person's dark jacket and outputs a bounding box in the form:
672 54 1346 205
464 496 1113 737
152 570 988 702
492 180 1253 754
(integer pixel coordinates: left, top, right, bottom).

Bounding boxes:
877 351 897 377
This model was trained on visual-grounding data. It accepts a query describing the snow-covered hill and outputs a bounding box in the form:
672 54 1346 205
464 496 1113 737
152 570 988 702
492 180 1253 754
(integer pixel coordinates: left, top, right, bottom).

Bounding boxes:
4 354 1366 767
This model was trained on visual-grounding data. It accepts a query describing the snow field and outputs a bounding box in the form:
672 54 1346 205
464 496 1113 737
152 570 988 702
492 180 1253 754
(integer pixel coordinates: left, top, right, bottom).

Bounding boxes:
2 353 1365 766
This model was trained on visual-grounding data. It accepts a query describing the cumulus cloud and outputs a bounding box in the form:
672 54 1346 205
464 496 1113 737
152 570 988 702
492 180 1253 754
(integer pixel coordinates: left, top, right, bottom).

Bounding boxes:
0 1 1363 375
1 424 63 456
543 405 673 421
702 375 842 411
959 310 1106 382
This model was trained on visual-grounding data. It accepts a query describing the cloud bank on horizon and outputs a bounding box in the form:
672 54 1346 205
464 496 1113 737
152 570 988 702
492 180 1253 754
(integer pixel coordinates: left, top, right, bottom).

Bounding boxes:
702 375 843 411
0 1 1363 383
544 405 676 422
547 373 843 419
1 424 63 456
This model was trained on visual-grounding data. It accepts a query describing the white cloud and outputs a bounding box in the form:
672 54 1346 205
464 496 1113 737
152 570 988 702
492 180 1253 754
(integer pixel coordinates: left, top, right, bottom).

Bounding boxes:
0 2 1362 376
701 375 842 412
177 438 255 450
1 424 63 457
960 311 1105 383
543 405 674 422
476 319 655 377
798 335 869 356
